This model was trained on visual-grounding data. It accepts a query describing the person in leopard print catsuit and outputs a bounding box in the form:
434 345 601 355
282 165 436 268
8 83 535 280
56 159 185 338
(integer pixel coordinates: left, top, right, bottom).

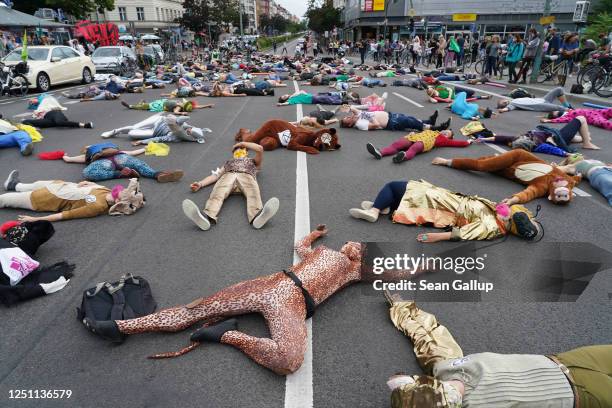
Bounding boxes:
84 225 418 375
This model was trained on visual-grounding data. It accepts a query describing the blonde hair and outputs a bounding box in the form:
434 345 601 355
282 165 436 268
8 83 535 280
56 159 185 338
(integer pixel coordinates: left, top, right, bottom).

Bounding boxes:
492 35 500 42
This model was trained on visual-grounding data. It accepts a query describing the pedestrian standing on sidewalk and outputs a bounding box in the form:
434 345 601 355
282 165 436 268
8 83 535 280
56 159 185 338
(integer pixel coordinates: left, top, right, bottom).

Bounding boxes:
436 35 446 68
517 28 540 84
559 32 579 78
272 40 277 54
456 34 465 66
484 35 500 76
411 36 421 66
506 34 525 83
357 39 366 65
445 35 458 68
548 27 561 55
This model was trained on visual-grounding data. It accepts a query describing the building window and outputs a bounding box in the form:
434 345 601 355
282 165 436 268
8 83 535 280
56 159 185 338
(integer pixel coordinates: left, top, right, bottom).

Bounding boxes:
118 7 127 21
137 7 145 21
156 7 160 21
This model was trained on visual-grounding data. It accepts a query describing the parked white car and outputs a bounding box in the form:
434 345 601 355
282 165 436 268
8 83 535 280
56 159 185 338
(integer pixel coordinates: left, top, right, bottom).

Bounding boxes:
91 46 136 74
2 45 96 92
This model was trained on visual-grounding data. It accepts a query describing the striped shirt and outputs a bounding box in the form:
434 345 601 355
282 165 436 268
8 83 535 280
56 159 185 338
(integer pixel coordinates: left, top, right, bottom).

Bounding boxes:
434 353 574 407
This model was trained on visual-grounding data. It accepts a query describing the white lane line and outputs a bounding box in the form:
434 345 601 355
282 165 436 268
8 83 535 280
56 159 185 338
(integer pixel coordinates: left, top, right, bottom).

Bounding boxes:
65 100 80 104
392 92 424 108
12 112 32 118
285 80 313 408
572 187 591 197
483 143 508 154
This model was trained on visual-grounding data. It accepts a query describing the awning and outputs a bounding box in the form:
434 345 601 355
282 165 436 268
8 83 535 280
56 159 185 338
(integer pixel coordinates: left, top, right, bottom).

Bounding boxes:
0 6 69 27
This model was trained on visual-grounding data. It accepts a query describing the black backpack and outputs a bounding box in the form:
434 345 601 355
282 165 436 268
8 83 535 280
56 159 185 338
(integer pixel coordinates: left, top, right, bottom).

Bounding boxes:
77 274 157 323
508 88 532 99
570 84 583 94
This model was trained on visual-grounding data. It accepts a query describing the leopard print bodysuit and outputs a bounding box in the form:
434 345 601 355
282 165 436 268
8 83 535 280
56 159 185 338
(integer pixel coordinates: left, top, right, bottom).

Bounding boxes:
115 227 363 375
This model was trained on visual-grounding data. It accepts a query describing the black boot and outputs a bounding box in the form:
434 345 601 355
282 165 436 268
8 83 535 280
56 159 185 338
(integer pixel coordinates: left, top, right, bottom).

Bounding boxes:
426 110 438 126
83 318 126 343
190 318 238 343
432 118 451 131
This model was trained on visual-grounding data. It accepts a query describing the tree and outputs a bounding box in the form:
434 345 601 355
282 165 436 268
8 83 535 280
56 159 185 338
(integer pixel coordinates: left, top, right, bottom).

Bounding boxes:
179 0 213 34
591 0 612 17
305 0 340 34
15 0 115 19
259 15 272 34
179 0 240 38
585 12 612 41
270 14 288 33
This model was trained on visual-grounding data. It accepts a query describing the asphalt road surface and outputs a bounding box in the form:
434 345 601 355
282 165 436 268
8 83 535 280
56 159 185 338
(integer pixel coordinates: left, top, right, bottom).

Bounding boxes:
0 39 610 408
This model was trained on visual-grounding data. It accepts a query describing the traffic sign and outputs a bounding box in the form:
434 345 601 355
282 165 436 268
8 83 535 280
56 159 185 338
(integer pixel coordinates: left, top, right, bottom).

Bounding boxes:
452 13 477 22
408 8 416 17
539 15 556 25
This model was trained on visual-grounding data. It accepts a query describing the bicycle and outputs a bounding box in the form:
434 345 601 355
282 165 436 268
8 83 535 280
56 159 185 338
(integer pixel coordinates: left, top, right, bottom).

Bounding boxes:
107 56 138 77
536 55 569 85
474 57 505 77
577 54 610 93
421 47 433 68
589 56 612 97
0 61 29 97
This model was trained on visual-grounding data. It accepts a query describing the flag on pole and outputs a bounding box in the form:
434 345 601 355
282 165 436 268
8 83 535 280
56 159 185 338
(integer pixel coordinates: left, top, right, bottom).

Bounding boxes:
21 30 27 62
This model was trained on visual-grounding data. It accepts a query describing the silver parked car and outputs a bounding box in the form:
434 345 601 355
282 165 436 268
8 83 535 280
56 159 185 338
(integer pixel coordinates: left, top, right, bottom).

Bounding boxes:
91 46 136 74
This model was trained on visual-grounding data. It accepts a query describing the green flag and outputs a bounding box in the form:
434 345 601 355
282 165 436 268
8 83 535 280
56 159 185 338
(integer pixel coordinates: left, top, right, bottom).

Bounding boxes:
21 30 27 62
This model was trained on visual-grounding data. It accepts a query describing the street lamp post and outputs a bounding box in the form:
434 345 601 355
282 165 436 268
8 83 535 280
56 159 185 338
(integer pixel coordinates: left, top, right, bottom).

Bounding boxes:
239 1 244 36
382 0 390 40
529 0 551 83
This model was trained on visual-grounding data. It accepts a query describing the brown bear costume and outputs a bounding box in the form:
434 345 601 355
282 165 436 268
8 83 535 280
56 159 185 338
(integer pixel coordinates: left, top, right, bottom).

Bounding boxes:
449 150 582 204
235 119 340 155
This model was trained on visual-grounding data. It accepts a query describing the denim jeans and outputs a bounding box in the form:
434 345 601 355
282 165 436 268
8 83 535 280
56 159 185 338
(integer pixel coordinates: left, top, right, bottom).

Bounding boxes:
386 113 424 131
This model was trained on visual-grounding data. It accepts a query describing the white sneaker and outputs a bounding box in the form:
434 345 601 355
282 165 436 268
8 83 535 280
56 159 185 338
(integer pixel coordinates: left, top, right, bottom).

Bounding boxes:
349 207 379 222
4 170 19 191
182 199 210 231
360 201 389 215
252 197 279 229
101 129 119 138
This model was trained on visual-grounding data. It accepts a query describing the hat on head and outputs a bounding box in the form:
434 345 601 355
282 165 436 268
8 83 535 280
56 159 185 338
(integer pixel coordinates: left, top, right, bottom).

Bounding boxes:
108 179 145 216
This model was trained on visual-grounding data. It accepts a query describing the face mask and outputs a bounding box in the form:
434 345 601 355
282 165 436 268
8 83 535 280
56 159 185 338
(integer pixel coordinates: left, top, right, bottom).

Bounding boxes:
233 148 248 159
511 212 539 240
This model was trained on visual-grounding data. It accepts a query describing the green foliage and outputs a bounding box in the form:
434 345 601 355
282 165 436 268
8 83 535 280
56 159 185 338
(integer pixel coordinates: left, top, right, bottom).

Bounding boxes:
591 0 612 16
179 0 240 37
305 0 340 34
260 14 305 35
257 33 301 50
15 0 115 19
585 12 612 40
